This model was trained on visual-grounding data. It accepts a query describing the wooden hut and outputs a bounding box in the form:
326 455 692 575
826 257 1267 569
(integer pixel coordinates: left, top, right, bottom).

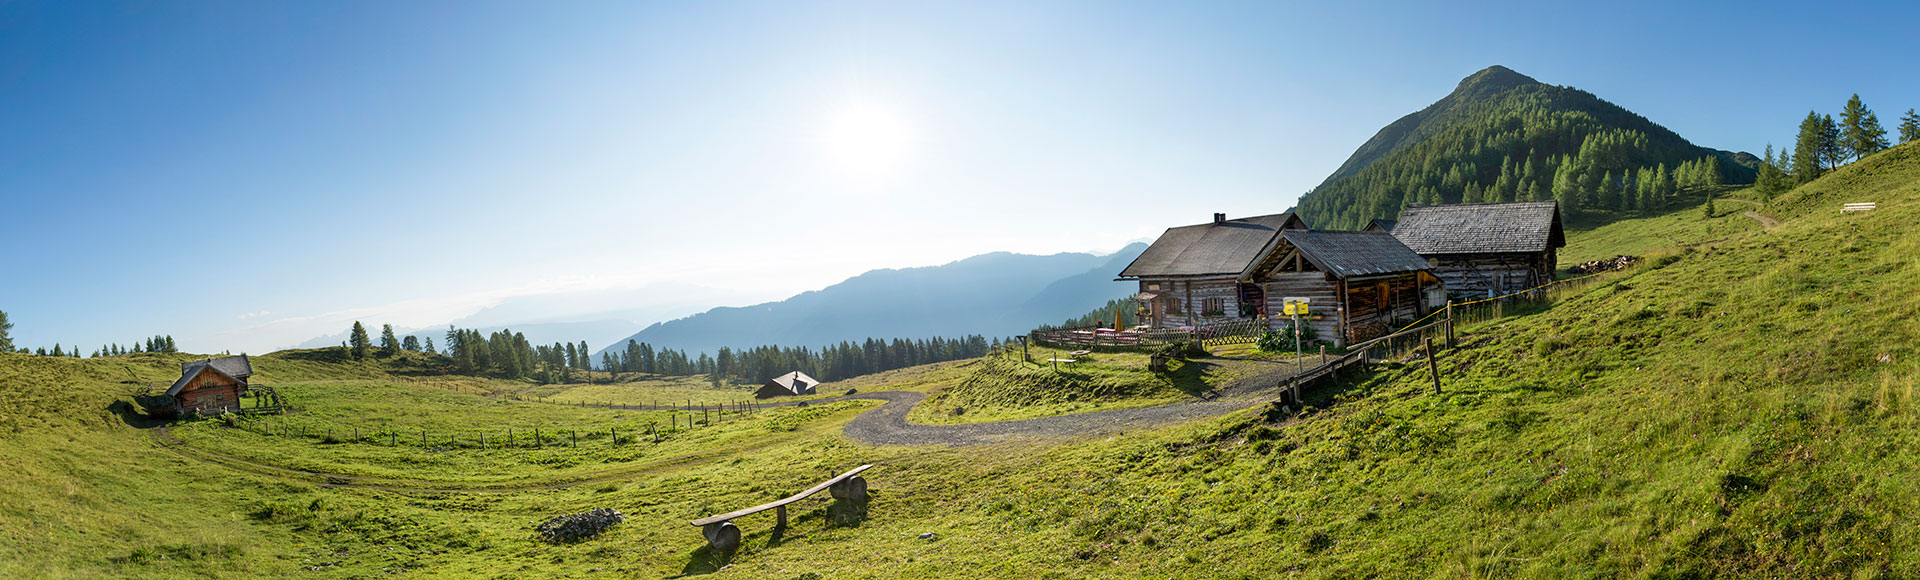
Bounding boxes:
1390 201 1565 299
1361 219 1396 233
1119 212 1442 345
165 355 254 416
756 371 821 399
1117 212 1310 331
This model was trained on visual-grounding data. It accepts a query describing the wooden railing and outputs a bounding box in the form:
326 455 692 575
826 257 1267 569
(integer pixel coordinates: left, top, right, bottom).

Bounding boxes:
1028 317 1271 349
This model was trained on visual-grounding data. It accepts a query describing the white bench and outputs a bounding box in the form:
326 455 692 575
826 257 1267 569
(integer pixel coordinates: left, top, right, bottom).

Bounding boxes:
1843 202 1877 212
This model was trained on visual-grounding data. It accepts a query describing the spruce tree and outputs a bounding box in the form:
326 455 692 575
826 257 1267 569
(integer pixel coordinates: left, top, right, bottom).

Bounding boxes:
1819 114 1844 170
379 324 399 356
0 309 12 352
1793 111 1825 182
402 335 420 352
423 336 436 355
578 341 591 370
1702 195 1715 220
1841 94 1870 162
1901 109 1920 144
349 321 371 359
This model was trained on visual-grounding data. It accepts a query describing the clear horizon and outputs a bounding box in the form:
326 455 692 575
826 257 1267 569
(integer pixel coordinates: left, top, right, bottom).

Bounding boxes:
3 0 1916 354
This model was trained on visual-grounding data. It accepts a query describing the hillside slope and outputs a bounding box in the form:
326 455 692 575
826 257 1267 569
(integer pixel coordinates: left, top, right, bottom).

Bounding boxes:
595 244 1146 359
1298 65 1754 229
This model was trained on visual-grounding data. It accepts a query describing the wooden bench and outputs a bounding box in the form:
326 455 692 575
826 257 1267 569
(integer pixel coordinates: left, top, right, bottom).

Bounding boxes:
1068 350 1091 357
1843 202 1878 212
688 464 872 551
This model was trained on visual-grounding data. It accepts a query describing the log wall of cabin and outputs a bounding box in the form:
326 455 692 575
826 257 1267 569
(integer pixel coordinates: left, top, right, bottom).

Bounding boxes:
176 370 244 415
1259 272 1341 340
1340 274 1426 339
1138 278 1246 329
1430 252 1555 299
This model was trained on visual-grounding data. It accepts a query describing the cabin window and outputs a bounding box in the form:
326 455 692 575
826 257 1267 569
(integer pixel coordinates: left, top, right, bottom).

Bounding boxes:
1164 296 1182 315
1202 297 1226 316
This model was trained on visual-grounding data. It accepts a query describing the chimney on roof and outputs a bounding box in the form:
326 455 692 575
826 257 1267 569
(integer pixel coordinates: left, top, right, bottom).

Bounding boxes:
1213 213 1226 224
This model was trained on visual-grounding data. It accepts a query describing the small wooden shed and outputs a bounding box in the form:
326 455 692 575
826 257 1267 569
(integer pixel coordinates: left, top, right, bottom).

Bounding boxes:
756 371 821 399
166 355 254 417
1391 201 1565 299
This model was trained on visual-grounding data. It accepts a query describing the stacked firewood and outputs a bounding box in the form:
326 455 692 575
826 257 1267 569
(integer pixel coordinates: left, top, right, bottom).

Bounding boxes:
1568 255 1640 275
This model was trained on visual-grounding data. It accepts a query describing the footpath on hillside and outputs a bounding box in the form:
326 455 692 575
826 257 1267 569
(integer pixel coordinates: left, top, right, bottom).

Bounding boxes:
1718 198 1782 229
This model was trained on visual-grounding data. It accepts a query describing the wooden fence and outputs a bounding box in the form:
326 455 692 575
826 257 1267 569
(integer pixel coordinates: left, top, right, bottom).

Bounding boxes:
222 403 753 451
1029 317 1271 349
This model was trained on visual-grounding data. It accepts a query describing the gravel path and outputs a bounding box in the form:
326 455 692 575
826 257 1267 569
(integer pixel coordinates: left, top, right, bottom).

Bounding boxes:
841 358 1306 446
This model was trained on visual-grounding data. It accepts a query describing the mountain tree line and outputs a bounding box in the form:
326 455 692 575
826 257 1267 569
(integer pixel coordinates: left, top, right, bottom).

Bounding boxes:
1755 94 1912 199
1297 85 1753 229
433 325 590 384
0 307 178 357
1034 298 1140 331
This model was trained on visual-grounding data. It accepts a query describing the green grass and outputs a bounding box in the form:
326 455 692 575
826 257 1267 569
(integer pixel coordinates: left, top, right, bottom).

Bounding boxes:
12 141 1920 577
1558 185 1760 266
906 347 1237 425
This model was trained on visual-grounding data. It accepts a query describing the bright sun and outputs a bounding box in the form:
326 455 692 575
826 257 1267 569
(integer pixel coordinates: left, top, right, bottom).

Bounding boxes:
820 103 911 179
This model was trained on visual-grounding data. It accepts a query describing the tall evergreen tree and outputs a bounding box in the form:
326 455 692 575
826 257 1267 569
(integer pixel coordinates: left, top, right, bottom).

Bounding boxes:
1819 114 1844 170
578 341 591 370
1755 143 1790 199
349 321 371 359
401 335 420 352
1793 111 1826 183
0 309 12 352
379 324 399 356
1840 94 1891 161
1901 109 1920 144
423 336 435 355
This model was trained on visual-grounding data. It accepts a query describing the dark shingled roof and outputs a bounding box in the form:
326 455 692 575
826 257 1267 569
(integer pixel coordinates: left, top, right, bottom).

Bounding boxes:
165 355 253 397
1279 230 1430 279
1362 219 1397 232
1392 201 1564 254
1120 213 1305 278
767 371 820 395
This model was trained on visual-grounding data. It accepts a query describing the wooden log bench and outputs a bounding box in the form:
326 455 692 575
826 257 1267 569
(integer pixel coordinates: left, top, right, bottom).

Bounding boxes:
688 464 872 551
1843 202 1878 212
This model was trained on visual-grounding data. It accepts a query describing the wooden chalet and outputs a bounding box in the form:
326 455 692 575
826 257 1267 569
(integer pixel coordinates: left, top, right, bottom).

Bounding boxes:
165 355 254 416
1118 213 1443 345
1391 201 1565 299
756 371 821 399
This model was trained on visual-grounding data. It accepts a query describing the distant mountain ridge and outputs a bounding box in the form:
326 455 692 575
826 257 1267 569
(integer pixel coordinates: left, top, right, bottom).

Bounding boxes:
593 244 1147 359
1298 65 1755 229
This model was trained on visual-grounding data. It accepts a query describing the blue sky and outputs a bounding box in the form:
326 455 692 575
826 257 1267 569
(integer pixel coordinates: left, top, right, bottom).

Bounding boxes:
2 0 1915 354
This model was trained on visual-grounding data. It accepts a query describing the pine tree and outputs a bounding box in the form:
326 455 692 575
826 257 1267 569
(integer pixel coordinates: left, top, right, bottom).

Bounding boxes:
578 341 591 370
349 321 371 359
0 309 12 352
1793 111 1826 183
1755 144 1789 199
1840 94 1891 161
1702 194 1715 220
402 335 420 351
423 336 436 355
51 344 62 357
1462 181 1483 204
1901 109 1920 144
1819 114 1844 170
1703 156 1723 188
379 324 399 356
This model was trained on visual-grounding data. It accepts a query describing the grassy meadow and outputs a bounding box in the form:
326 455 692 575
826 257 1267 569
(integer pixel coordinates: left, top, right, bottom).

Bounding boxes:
9 142 1920 578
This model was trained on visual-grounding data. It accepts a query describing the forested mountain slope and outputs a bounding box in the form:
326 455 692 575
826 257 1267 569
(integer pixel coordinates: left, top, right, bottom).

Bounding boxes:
1298 65 1754 230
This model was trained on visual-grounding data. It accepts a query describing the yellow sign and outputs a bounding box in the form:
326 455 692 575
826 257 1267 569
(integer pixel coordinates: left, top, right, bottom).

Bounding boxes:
1282 297 1310 316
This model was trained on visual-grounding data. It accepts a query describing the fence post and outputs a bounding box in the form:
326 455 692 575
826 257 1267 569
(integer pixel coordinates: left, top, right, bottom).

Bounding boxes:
1424 337 1442 395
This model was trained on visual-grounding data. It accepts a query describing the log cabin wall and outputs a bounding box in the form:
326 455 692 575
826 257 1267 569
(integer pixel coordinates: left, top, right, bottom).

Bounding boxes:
175 370 244 416
1429 252 1554 299
1138 277 1245 329
1260 272 1341 339
1339 274 1428 340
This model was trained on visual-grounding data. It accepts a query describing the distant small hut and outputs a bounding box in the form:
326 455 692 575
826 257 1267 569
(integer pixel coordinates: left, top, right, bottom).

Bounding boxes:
1361 219 1397 233
1391 201 1565 299
756 371 821 399
165 355 255 417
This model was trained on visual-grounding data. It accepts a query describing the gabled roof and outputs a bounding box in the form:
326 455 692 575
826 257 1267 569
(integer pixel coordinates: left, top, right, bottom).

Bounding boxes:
767 371 820 395
1119 213 1308 278
1392 201 1564 255
1362 219 1397 233
165 355 253 397
1276 230 1430 279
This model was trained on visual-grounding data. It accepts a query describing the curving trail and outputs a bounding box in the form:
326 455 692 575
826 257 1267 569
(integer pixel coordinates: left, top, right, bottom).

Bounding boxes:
149 357 1314 490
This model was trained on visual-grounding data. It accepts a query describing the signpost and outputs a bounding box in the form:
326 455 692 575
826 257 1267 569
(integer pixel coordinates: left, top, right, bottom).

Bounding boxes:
1282 297 1310 375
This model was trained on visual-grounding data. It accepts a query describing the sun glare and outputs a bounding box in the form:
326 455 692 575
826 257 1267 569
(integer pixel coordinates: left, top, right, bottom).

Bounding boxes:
821 102 911 179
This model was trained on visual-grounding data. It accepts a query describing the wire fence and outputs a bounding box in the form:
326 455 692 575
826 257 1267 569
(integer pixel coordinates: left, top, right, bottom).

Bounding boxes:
217 404 755 451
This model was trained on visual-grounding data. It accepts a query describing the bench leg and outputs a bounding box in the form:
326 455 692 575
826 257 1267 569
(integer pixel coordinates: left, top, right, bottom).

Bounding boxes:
830 476 870 501
702 522 741 552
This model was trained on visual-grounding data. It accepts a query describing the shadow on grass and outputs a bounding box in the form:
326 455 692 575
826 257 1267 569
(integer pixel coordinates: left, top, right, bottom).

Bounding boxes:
109 399 169 429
